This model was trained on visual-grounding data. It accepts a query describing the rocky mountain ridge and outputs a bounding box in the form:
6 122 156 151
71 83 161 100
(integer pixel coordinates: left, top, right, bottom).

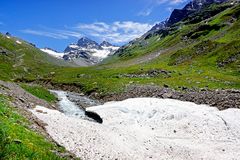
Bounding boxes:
147 0 229 34
41 37 119 66
114 0 234 57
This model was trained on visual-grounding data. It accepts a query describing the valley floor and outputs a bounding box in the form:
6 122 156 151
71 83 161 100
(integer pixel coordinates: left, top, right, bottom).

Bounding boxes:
1 80 240 160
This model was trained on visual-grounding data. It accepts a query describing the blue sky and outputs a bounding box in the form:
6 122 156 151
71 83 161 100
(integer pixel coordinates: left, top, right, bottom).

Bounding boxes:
0 0 190 51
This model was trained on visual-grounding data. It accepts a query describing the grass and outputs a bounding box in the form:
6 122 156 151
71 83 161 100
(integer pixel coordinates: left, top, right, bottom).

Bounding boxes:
0 34 73 81
0 95 72 160
20 84 57 103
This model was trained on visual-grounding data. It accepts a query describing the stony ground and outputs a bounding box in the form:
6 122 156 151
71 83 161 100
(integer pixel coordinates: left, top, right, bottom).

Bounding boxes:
0 80 55 135
0 80 55 110
97 85 240 110
27 80 240 110
0 80 76 159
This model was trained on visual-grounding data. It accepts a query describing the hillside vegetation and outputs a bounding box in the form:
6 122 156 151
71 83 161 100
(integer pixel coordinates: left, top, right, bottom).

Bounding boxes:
51 2 240 94
0 34 74 81
0 94 71 159
0 2 239 95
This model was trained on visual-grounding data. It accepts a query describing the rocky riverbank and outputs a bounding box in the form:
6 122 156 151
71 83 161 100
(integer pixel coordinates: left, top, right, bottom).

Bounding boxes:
66 91 101 109
0 80 76 159
95 85 240 110
17 80 240 110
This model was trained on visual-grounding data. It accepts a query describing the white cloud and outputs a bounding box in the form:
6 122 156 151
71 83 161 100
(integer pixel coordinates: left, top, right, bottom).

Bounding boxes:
138 8 153 16
21 29 68 39
56 30 82 38
21 21 154 44
167 7 173 12
138 0 188 17
76 22 109 33
170 0 188 4
75 21 154 43
155 0 187 5
21 29 82 39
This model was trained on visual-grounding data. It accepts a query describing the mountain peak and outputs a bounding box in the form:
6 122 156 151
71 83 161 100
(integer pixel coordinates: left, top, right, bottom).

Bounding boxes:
63 37 119 65
100 41 113 47
77 37 102 49
166 0 228 26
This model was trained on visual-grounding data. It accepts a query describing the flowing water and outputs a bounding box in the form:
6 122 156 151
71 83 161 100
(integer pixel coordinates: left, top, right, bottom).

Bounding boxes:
50 90 87 118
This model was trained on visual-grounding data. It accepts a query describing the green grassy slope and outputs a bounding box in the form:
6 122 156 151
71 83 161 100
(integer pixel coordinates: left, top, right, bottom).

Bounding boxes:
0 95 72 160
0 34 74 81
20 83 57 103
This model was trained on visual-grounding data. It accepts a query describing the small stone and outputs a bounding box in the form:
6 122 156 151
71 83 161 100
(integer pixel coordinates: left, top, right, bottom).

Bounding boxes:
162 92 173 99
36 109 43 113
163 84 169 88
19 98 25 103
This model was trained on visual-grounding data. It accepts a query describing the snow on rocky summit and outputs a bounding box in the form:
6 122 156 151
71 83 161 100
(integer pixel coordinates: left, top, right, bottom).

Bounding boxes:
31 97 240 160
63 37 119 64
41 37 119 66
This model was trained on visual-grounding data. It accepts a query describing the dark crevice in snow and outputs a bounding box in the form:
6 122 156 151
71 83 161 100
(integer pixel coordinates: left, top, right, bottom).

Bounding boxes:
215 114 229 130
85 111 103 124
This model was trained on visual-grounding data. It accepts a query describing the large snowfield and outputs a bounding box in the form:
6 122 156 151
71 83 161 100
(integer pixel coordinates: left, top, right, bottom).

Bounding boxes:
31 98 240 160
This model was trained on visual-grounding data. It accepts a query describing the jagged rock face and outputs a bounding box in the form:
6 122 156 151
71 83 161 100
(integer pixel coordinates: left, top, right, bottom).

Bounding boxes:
149 0 225 31
63 51 91 61
183 0 227 10
167 9 192 26
167 0 228 26
149 21 167 32
41 37 119 66
100 41 113 47
63 37 119 66
77 37 102 50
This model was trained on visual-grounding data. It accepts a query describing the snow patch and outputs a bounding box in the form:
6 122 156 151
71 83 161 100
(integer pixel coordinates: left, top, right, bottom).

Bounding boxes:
16 40 22 44
30 98 240 160
69 44 80 49
41 48 64 59
92 46 119 59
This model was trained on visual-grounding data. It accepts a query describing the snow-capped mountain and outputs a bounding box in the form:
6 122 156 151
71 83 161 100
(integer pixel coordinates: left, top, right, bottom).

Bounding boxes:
100 41 113 47
63 37 119 64
41 48 64 59
41 37 119 66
